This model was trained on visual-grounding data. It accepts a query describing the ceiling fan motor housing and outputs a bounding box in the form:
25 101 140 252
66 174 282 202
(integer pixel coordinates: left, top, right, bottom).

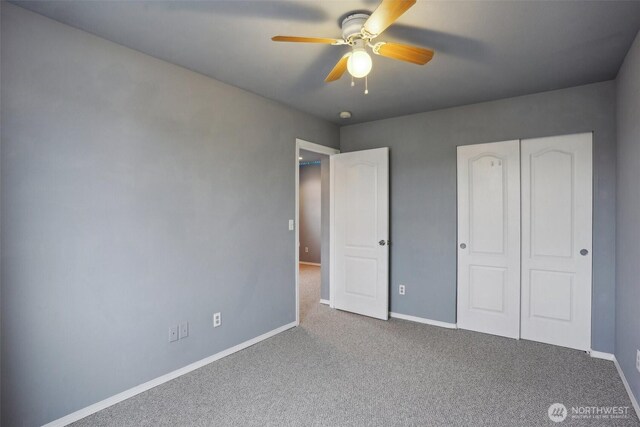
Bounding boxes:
342 13 370 41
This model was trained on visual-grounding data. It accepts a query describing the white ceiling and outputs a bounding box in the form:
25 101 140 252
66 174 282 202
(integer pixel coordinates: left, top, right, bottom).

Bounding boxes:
12 1 640 124
299 149 327 163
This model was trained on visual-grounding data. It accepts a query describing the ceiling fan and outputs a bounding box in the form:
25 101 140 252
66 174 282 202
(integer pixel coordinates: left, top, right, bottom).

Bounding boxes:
271 0 434 93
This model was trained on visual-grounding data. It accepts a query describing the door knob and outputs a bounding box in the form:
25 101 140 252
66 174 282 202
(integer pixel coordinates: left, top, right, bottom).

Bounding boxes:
379 240 386 246
580 249 589 256
460 243 467 249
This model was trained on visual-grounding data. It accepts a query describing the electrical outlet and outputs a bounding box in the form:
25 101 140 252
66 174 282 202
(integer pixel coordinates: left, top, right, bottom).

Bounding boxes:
288 219 294 231
213 312 221 328
399 285 406 295
179 322 189 339
305 247 309 253
636 349 640 373
169 326 178 342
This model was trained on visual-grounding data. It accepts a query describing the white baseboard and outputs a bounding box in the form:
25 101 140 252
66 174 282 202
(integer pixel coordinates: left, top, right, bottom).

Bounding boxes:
589 350 615 361
389 312 458 329
319 299 330 305
299 261 321 266
588 351 640 419
613 356 640 420
43 321 297 427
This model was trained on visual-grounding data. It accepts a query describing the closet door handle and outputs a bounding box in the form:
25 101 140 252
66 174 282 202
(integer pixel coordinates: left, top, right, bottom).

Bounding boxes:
580 249 589 256
460 243 467 249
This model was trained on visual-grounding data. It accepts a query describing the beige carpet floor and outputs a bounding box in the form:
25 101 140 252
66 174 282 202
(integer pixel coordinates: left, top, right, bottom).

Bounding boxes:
73 265 639 426
299 263 321 323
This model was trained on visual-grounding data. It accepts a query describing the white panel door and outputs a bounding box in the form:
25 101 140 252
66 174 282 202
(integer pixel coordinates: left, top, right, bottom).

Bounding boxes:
521 133 592 351
457 141 521 338
331 148 389 320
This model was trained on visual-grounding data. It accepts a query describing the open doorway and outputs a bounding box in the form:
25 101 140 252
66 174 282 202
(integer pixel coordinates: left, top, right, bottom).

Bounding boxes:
295 139 339 325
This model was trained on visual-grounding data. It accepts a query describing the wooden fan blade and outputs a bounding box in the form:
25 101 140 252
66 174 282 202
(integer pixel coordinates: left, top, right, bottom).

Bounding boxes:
325 54 350 82
272 36 343 45
375 42 434 65
364 0 416 36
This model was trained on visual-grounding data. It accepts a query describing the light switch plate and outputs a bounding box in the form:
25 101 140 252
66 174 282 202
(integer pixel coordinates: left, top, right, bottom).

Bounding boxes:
288 219 294 231
179 322 189 339
636 349 640 373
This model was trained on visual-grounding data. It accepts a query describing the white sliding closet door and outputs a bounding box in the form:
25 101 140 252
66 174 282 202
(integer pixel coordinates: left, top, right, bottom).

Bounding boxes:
520 133 593 351
457 141 521 338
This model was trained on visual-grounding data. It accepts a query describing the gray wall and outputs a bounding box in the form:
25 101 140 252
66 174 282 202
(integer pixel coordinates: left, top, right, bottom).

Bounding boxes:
0 4 338 426
299 164 321 264
340 81 617 352
615 30 640 407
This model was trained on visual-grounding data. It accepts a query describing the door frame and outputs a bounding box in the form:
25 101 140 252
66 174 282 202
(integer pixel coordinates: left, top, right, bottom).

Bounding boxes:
295 138 340 326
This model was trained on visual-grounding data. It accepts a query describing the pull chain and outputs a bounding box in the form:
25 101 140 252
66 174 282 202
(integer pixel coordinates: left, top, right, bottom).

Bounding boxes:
364 76 369 95
351 75 355 87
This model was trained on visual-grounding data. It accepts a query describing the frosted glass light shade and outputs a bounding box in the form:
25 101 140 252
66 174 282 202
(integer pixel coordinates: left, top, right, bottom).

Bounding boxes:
347 49 372 78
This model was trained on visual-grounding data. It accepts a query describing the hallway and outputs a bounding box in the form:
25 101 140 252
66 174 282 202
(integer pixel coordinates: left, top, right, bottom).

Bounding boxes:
299 263 321 323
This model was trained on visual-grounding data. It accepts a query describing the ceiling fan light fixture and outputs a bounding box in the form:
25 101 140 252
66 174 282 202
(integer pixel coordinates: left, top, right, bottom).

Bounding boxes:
347 48 372 78
271 0 433 86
